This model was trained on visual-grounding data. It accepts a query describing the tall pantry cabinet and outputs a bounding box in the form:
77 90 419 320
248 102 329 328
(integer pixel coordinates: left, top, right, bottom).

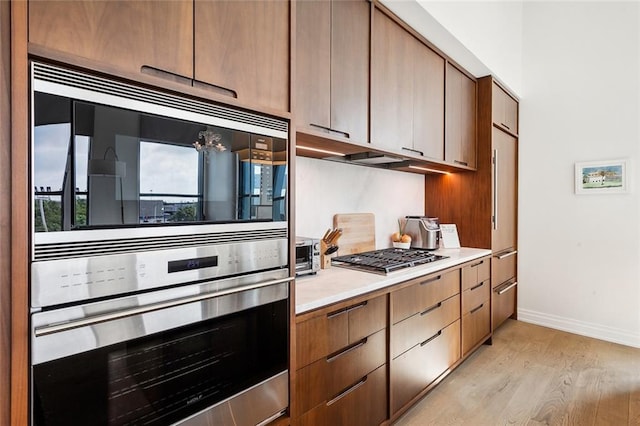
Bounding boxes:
425 76 518 331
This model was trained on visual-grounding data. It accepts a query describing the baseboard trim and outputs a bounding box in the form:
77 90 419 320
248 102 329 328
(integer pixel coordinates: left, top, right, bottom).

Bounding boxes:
517 308 640 348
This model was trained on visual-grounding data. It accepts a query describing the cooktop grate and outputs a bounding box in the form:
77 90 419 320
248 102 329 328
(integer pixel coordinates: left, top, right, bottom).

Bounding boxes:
331 248 448 274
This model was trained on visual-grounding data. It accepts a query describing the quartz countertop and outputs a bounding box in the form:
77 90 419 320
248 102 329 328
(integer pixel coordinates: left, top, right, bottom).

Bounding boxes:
295 247 491 315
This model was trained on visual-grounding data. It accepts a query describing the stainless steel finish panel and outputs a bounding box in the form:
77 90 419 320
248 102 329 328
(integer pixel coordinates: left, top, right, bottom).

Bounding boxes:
32 62 288 138
176 371 288 426
32 272 291 364
32 231 288 308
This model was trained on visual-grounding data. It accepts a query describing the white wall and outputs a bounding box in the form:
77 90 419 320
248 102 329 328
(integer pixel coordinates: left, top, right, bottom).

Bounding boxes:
408 0 640 347
295 157 424 247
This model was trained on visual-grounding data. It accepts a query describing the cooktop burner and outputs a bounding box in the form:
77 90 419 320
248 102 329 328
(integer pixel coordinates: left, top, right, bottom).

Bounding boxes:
331 248 448 275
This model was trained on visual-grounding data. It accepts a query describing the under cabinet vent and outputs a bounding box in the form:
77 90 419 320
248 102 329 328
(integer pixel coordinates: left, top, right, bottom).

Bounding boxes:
32 62 289 135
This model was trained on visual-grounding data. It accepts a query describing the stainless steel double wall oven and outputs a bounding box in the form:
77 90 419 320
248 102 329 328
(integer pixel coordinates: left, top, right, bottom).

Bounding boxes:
29 62 291 425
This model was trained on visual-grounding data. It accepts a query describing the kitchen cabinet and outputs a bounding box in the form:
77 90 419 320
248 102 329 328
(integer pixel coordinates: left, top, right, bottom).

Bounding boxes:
445 63 477 169
28 0 194 80
492 82 519 135
389 270 461 415
194 0 290 112
461 257 491 355
425 76 519 331
296 0 369 144
294 294 388 424
29 0 290 113
371 8 445 160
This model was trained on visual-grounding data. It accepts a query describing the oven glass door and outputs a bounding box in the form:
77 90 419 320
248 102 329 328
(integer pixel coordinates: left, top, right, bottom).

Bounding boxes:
33 91 287 232
32 299 288 425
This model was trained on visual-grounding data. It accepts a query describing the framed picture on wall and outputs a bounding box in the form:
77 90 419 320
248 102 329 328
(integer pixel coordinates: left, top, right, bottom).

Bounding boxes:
575 159 628 194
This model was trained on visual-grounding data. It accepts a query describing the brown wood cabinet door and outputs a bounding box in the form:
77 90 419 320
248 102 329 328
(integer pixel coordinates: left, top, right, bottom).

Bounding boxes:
492 128 518 252
296 0 331 132
29 0 193 79
371 8 413 151
492 82 519 135
330 0 370 143
445 63 477 168
412 40 445 160
194 0 290 112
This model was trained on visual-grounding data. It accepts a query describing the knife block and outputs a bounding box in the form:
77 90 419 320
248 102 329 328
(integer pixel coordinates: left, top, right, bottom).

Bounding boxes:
320 240 333 269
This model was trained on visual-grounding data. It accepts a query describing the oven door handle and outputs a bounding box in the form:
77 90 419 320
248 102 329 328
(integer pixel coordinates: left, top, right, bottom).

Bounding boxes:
35 277 294 337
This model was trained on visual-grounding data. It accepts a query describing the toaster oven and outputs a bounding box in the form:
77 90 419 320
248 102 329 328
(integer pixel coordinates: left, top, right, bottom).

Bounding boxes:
295 237 320 276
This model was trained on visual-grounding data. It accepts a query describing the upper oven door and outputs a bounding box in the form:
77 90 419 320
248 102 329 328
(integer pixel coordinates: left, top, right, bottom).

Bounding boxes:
31 62 288 234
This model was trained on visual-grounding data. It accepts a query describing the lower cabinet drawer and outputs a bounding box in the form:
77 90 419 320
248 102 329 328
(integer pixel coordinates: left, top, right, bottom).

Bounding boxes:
493 279 517 330
391 294 460 359
492 250 517 289
462 300 491 355
391 270 460 324
462 280 490 314
297 364 388 426
390 320 461 414
295 328 386 414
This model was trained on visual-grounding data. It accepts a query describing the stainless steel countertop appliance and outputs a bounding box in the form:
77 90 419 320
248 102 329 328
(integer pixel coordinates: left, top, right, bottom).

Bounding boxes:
331 247 448 275
29 62 291 426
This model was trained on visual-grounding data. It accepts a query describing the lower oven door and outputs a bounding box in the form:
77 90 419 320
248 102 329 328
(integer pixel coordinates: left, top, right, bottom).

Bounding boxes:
31 271 291 426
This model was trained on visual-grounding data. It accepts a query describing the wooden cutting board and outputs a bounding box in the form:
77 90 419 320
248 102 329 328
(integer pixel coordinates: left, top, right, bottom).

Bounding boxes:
333 213 375 255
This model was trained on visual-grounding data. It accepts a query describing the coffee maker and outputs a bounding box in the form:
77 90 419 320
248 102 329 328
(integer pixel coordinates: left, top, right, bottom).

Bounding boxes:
404 216 440 250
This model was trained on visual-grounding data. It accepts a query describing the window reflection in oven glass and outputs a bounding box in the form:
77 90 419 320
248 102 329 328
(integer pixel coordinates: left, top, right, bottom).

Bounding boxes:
33 299 287 425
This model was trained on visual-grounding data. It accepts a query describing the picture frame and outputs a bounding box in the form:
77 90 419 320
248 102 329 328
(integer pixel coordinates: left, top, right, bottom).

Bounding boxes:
574 159 627 194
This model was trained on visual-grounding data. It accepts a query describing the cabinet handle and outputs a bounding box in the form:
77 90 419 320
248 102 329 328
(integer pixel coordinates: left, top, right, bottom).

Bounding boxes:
192 79 238 99
494 249 517 260
454 160 468 166
470 281 485 292
326 376 368 406
420 330 442 346
501 122 511 130
470 303 484 314
327 301 367 319
326 337 368 363
492 149 498 230
140 65 192 86
420 302 442 316
402 147 424 156
470 260 484 268
496 281 517 295
309 123 350 139
419 275 441 286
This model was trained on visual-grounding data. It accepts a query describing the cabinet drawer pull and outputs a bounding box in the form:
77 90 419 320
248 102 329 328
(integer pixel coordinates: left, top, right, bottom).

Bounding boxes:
402 146 424 156
501 122 511 130
192 79 238 99
419 275 441 286
326 337 368 363
326 376 368 406
470 260 484 268
454 160 468 166
496 281 517 295
309 123 350 139
420 330 442 346
470 303 484 314
140 65 192 86
494 249 517 260
470 281 485 292
420 302 442 316
327 301 368 319
493 149 498 230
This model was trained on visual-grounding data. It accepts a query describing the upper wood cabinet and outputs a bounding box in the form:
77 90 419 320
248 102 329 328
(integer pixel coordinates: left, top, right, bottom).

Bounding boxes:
28 0 194 79
194 0 290 112
492 82 519 135
296 0 369 143
445 63 477 169
371 8 445 160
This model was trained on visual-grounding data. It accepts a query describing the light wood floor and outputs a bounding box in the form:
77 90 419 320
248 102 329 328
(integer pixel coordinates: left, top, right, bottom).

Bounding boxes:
394 319 640 426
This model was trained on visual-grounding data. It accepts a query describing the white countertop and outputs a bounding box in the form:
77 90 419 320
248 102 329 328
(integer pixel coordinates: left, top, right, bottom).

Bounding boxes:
295 247 492 315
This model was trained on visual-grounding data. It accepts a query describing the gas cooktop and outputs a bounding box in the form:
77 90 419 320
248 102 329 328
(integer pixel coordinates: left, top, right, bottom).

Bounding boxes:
331 248 448 275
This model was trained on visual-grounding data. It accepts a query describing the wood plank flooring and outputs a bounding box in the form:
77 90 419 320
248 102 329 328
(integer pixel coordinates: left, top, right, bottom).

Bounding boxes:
394 319 640 426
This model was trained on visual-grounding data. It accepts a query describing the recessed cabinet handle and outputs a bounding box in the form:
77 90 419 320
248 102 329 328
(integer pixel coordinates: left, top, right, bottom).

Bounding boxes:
326 337 368 363
309 123 350 139
192 79 238 99
454 160 468 166
402 147 424 156
326 376 368 406
496 281 517 295
470 282 485 291
495 250 517 260
140 65 192 85
420 275 441 286
470 260 484 268
470 303 484 314
327 301 367 319
420 302 442 316
420 330 442 346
